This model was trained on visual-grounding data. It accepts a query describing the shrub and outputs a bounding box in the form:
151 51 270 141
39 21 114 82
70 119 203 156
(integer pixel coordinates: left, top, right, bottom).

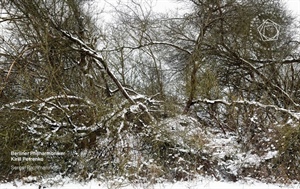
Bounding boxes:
274 124 300 181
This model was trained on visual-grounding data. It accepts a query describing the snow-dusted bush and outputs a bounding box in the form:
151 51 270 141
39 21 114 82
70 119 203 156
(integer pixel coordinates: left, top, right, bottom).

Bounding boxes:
274 125 300 182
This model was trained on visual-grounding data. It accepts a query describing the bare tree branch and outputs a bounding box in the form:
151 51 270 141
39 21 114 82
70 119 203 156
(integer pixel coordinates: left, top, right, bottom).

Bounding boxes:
59 30 136 105
194 98 300 120
240 58 300 108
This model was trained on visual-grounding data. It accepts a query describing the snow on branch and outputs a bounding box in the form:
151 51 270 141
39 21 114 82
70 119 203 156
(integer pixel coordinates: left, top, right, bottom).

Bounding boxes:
0 95 93 110
194 98 300 120
59 30 136 105
240 58 300 108
0 95 99 133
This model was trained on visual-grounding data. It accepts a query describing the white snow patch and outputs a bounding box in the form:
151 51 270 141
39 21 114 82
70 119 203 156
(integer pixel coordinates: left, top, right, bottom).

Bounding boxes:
0 177 298 189
263 151 278 160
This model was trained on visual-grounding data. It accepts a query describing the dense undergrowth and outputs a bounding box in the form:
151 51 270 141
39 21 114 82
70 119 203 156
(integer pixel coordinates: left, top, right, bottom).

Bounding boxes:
1 95 299 184
1 0 299 185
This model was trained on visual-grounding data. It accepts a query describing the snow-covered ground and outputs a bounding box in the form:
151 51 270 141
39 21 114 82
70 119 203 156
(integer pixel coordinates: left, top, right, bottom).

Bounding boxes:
3 115 299 189
1 177 299 189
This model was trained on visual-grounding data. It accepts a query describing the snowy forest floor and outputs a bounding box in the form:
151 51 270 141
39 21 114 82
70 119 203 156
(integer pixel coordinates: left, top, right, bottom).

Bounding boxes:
2 114 300 188
1 176 299 189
